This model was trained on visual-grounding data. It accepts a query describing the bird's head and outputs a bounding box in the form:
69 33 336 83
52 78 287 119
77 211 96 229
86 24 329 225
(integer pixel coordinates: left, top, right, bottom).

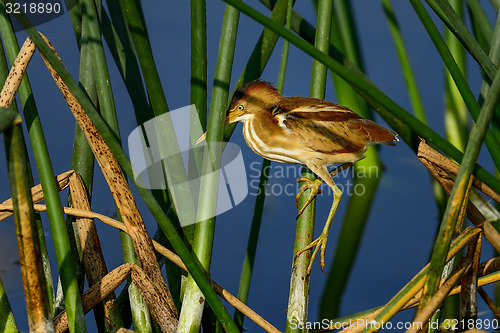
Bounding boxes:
226 79 281 124
194 79 280 145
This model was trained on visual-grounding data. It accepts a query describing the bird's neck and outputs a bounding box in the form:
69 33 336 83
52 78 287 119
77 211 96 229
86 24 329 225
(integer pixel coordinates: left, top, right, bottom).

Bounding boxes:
240 110 303 165
241 111 279 146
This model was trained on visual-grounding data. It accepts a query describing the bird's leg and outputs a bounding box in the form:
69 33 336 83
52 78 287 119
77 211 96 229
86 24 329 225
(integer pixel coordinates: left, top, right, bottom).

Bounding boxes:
296 162 351 217
295 181 342 275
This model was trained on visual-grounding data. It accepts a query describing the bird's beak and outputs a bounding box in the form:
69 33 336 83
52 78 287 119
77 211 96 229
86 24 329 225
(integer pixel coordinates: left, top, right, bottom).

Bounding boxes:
194 107 244 145
225 106 245 125
194 132 206 145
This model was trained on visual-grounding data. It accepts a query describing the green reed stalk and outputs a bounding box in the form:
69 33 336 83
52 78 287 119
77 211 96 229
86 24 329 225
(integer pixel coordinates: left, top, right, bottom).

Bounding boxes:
381 0 449 217
191 0 208 131
177 2 240 332
0 107 18 132
381 0 427 123
286 1 333 332
235 0 288 85
0 50 22 333
67 2 125 330
225 1 290 330
102 0 154 124
100 2 181 315
233 0 291 330
432 0 469 327
80 1 149 330
426 0 496 81
465 0 494 51
479 11 500 138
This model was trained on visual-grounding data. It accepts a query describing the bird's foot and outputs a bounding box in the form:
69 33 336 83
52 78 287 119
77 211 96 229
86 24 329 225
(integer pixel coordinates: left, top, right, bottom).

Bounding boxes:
296 177 323 217
295 230 329 275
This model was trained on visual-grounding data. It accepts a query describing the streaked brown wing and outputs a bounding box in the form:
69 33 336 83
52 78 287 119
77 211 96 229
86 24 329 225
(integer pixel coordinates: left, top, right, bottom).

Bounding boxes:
276 117 365 154
274 97 397 153
273 97 363 122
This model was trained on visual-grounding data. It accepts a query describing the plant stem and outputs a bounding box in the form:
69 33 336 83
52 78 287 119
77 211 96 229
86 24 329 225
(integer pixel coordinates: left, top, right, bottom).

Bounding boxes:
177 2 240 332
286 1 334 332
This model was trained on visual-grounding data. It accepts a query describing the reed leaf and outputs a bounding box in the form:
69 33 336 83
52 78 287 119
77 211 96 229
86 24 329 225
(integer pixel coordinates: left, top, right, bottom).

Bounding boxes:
0 7 86 331
465 0 494 51
409 0 500 171
426 0 496 81
381 0 427 123
3 120 55 332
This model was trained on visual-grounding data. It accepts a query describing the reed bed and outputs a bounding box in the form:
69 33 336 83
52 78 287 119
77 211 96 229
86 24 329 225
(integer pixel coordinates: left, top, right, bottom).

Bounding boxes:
0 1 499 332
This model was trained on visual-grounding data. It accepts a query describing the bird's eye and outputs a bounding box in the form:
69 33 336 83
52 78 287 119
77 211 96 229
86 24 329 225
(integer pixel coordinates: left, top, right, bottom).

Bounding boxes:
237 105 244 111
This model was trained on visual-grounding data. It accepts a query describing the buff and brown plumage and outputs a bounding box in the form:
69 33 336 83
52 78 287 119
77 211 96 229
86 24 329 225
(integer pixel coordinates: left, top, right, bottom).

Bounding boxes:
200 79 398 274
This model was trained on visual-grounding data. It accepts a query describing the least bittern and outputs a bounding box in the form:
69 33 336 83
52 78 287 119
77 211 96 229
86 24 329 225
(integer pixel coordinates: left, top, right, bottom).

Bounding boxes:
198 79 398 274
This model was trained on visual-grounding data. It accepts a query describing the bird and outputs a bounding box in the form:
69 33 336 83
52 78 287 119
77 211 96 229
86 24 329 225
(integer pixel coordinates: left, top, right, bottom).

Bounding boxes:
197 79 398 274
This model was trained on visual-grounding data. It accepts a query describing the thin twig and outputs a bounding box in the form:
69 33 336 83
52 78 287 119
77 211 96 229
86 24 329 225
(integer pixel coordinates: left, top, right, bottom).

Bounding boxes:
0 170 73 221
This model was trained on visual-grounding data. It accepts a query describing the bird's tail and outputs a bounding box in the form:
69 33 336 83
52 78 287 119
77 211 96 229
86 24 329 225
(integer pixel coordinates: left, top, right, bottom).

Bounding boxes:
360 119 399 146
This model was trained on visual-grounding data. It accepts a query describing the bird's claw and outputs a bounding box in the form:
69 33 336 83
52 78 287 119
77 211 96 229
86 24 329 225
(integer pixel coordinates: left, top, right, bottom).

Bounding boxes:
294 232 329 275
296 177 323 217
